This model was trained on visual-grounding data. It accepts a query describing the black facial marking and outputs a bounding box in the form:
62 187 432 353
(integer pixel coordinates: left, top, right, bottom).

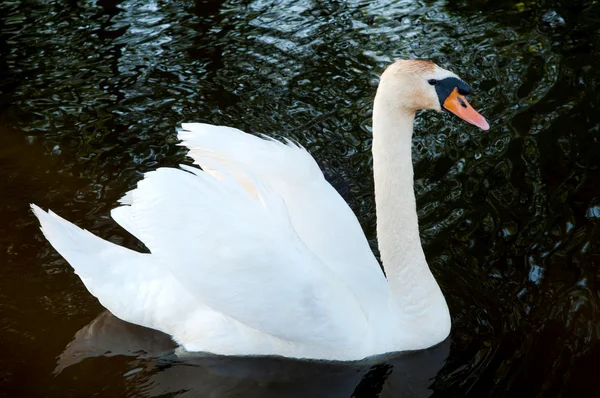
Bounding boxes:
435 77 472 108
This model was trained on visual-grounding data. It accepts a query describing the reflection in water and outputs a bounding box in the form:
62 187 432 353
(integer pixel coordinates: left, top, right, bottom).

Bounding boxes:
2 0 600 396
56 311 449 398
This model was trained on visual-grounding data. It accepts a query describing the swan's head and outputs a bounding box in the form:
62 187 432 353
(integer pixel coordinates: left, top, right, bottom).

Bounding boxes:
379 60 489 130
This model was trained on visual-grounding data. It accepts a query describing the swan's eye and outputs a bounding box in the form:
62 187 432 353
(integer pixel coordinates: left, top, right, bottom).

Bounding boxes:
428 79 438 86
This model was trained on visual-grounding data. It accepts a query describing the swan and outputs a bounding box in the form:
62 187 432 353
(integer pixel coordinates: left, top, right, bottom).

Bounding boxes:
32 60 489 361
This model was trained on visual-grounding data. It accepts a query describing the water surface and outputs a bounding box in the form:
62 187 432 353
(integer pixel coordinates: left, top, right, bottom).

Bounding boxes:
1 0 600 396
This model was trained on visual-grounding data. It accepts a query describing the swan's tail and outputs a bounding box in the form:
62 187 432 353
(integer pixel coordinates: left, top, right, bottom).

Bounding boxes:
31 204 136 284
30 204 180 332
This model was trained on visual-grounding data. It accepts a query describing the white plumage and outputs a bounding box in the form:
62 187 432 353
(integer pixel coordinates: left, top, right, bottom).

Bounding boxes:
31 124 377 360
32 60 489 360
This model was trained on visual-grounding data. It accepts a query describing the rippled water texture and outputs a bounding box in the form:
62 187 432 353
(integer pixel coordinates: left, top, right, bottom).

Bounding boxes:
2 0 600 396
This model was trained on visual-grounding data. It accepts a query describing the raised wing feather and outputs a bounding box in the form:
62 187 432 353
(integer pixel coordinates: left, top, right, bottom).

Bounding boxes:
177 124 389 311
126 166 367 347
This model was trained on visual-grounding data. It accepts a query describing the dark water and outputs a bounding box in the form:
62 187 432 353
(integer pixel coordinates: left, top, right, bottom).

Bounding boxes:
2 0 600 396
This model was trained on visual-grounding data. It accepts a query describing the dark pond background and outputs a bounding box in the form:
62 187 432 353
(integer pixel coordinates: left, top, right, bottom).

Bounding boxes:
2 0 600 396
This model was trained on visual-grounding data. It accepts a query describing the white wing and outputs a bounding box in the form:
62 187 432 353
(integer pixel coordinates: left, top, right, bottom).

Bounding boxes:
176 124 389 309
32 123 392 358
123 166 367 347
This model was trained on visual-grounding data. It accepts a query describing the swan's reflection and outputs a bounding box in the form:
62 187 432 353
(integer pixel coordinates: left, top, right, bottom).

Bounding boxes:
57 311 450 397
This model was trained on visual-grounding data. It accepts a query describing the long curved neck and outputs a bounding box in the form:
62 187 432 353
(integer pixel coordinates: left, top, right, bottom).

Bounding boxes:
372 85 448 322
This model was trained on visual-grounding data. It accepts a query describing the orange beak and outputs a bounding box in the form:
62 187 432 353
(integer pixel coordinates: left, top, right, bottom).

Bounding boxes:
443 88 490 131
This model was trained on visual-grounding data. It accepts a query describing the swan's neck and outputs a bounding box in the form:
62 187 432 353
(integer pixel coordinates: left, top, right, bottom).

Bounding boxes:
372 87 449 327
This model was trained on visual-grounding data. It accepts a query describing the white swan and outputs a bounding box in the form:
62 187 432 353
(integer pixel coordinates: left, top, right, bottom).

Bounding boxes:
32 60 489 361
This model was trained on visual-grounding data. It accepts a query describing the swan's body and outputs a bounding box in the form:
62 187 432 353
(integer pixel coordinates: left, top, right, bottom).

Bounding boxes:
32 60 488 361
